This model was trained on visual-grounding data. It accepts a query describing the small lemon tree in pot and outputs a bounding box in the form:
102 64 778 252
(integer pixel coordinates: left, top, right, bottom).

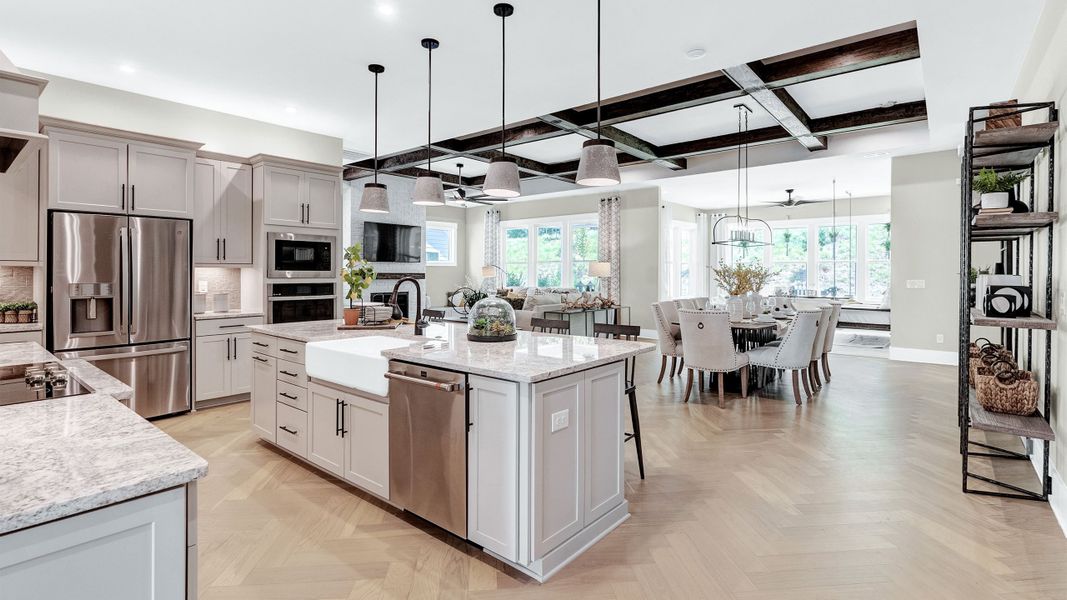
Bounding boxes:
341 244 376 325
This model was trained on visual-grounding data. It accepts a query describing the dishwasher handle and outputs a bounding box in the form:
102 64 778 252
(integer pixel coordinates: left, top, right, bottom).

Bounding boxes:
385 371 461 393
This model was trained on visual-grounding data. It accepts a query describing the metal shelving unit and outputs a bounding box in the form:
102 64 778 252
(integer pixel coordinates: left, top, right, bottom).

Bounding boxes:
959 101 1057 501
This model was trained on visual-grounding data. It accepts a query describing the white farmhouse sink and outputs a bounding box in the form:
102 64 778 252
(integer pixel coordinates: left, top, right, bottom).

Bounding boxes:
305 336 412 397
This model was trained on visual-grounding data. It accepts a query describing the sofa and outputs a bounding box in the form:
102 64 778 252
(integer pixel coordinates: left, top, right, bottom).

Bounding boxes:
506 287 583 330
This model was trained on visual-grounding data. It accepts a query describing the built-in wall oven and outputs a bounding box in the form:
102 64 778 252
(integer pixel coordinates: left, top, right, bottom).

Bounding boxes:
267 232 335 279
268 282 336 324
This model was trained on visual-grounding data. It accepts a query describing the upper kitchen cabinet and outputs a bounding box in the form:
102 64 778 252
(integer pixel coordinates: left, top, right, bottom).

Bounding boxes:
194 156 252 265
0 149 41 263
43 121 201 219
252 155 342 230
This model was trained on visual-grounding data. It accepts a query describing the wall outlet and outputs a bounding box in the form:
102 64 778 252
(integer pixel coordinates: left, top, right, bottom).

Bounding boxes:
197 280 208 293
906 280 926 289
936 334 944 344
551 409 569 433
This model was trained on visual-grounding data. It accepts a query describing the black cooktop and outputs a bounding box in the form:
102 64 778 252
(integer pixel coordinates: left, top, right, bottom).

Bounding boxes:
0 362 91 407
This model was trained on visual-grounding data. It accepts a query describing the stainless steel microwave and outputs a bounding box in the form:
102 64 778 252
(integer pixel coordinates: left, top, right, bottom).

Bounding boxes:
267 232 336 279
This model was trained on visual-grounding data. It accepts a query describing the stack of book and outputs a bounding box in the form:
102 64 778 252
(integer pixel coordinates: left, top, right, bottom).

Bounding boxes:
977 207 1013 216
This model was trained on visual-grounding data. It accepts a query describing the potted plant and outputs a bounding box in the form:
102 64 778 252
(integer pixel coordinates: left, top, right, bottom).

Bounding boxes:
0 303 14 324
341 244 376 325
15 301 36 324
973 168 1027 210
712 262 777 319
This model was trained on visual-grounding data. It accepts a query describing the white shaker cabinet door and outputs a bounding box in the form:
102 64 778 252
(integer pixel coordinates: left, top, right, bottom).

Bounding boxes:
128 142 195 218
251 352 277 442
308 386 345 477
0 150 40 263
48 131 127 214
583 362 625 524
304 172 340 229
263 166 305 227
194 335 231 402
193 158 221 264
343 393 390 499
219 162 252 264
467 376 519 562
230 334 253 395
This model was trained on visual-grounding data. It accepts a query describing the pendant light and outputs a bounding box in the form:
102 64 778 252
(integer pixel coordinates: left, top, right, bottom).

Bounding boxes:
359 64 390 214
576 0 620 187
712 104 771 247
413 38 445 206
482 3 521 198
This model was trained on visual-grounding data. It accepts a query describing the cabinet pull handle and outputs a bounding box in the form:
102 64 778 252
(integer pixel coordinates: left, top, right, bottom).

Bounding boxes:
279 425 297 435
335 398 342 436
233 336 238 359
252 341 269 347
280 392 297 400
216 238 220 261
279 370 297 377
121 183 126 210
279 348 298 354
227 337 231 360
223 238 227 260
217 324 244 329
131 184 136 211
252 356 268 363
340 400 348 437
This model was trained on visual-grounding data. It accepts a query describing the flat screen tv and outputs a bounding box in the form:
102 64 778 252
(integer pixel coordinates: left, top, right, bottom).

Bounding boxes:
363 222 422 263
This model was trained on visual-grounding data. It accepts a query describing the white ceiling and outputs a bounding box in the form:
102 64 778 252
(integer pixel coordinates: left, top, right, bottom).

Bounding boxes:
507 133 587 163
0 0 1046 162
658 153 891 210
785 59 927 119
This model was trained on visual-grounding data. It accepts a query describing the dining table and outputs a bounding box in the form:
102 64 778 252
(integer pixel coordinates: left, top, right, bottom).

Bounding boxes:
671 315 794 393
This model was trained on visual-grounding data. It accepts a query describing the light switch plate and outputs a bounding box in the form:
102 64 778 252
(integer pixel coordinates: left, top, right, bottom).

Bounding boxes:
551 409 569 433
936 334 944 344
197 280 208 293
906 280 926 289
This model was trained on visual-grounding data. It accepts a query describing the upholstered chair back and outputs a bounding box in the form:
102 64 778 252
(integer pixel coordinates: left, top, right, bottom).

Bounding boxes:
810 306 832 361
678 309 746 373
676 298 698 310
658 300 682 338
823 302 842 353
766 310 821 369
693 297 710 310
650 303 680 354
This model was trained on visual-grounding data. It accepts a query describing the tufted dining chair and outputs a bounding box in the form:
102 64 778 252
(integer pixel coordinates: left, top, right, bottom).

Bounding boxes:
651 302 684 383
677 298 699 310
821 302 842 381
693 297 710 310
745 310 821 404
808 305 832 392
678 309 749 407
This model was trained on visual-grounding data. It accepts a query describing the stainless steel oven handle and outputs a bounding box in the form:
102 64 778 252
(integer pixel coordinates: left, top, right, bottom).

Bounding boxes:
384 371 460 392
267 295 336 302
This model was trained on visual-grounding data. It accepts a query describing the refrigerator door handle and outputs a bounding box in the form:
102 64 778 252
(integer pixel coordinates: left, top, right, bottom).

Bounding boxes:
128 225 138 336
76 345 188 362
119 226 129 337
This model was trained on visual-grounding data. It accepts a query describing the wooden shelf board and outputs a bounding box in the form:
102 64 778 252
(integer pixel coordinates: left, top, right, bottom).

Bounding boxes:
968 395 1054 441
970 307 1056 330
973 212 1058 229
972 147 1044 169
973 122 1058 148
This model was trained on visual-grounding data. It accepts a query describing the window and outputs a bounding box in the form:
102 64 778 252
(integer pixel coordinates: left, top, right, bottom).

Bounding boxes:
425 221 457 266
504 227 530 286
866 223 891 300
501 215 598 289
665 221 696 298
817 225 856 297
770 227 808 293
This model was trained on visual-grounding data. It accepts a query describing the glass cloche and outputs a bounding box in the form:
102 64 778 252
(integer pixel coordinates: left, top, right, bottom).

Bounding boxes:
466 296 518 342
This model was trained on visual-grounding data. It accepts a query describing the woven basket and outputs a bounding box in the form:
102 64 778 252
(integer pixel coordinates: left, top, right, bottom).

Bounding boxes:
975 365 1037 416
968 350 1015 388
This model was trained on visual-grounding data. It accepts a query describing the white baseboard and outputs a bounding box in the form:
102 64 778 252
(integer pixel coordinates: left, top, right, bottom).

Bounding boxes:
888 346 958 365
1030 440 1067 538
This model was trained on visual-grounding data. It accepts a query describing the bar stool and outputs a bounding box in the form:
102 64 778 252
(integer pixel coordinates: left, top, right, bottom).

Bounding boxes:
593 322 645 479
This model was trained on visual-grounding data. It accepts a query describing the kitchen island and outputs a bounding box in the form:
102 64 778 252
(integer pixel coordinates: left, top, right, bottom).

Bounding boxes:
247 319 654 582
0 341 207 600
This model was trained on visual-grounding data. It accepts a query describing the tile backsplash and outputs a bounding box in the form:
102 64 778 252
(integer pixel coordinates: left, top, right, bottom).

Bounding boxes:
194 267 242 310
0 267 34 303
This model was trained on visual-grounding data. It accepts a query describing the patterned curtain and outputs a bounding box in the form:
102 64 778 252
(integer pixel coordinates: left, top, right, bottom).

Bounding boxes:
483 209 502 289
598 196 622 301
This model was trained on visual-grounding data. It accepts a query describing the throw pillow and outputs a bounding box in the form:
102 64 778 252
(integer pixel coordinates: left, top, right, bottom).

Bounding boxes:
504 297 525 311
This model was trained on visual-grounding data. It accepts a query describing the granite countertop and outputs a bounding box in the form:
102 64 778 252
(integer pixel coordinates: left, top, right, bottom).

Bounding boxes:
0 322 43 333
0 342 133 401
194 310 265 321
250 320 655 383
0 394 207 534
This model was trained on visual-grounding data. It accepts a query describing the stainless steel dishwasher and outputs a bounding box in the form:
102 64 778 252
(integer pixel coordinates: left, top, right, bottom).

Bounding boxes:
386 360 468 538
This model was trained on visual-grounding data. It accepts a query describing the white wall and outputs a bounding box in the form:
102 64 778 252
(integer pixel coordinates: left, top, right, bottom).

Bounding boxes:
464 187 661 331
34 72 342 165
889 151 960 364
424 204 468 308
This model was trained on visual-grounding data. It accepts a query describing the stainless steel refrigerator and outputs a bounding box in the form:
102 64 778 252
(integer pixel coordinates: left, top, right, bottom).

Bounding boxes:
49 211 191 418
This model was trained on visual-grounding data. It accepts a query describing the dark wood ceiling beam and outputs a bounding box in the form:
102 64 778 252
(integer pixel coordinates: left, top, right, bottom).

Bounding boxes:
538 109 687 170
342 165 470 187
756 27 921 88
723 63 826 151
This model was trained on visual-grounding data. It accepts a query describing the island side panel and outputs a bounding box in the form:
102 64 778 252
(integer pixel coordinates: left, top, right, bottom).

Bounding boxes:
467 375 520 561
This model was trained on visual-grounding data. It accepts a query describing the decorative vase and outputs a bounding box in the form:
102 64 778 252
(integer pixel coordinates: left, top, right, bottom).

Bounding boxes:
343 307 361 326
745 292 762 318
980 192 1009 209
726 296 744 322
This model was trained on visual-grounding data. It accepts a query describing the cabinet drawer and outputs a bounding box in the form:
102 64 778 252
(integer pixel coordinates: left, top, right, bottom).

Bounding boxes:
195 316 264 337
276 380 308 411
276 359 307 388
275 402 308 458
250 333 275 357
275 339 306 363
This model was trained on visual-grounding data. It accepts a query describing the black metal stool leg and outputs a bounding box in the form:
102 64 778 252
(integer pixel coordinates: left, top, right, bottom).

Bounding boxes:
626 386 645 479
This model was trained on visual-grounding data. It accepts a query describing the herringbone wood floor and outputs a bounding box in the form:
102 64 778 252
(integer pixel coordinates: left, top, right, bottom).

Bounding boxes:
158 354 1067 599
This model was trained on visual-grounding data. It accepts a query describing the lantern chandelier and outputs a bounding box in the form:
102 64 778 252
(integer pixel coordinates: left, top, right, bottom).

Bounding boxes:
712 103 772 248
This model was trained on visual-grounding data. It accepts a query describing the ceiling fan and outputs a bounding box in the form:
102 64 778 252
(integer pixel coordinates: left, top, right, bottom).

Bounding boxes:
771 188 828 209
445 163 493 207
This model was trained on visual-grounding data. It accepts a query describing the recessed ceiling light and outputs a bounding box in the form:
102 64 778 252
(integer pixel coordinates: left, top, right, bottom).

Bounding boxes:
686 48 706 60
377 2 395 17
118 63 136 74
285 105 297 114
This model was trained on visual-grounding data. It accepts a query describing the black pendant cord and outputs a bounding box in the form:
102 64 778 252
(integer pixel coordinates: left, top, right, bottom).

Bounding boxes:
427 43 432 172
744 109 749 221
500 9 506 155
374 70 379 185
736 108 742 220
596 0 602 141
